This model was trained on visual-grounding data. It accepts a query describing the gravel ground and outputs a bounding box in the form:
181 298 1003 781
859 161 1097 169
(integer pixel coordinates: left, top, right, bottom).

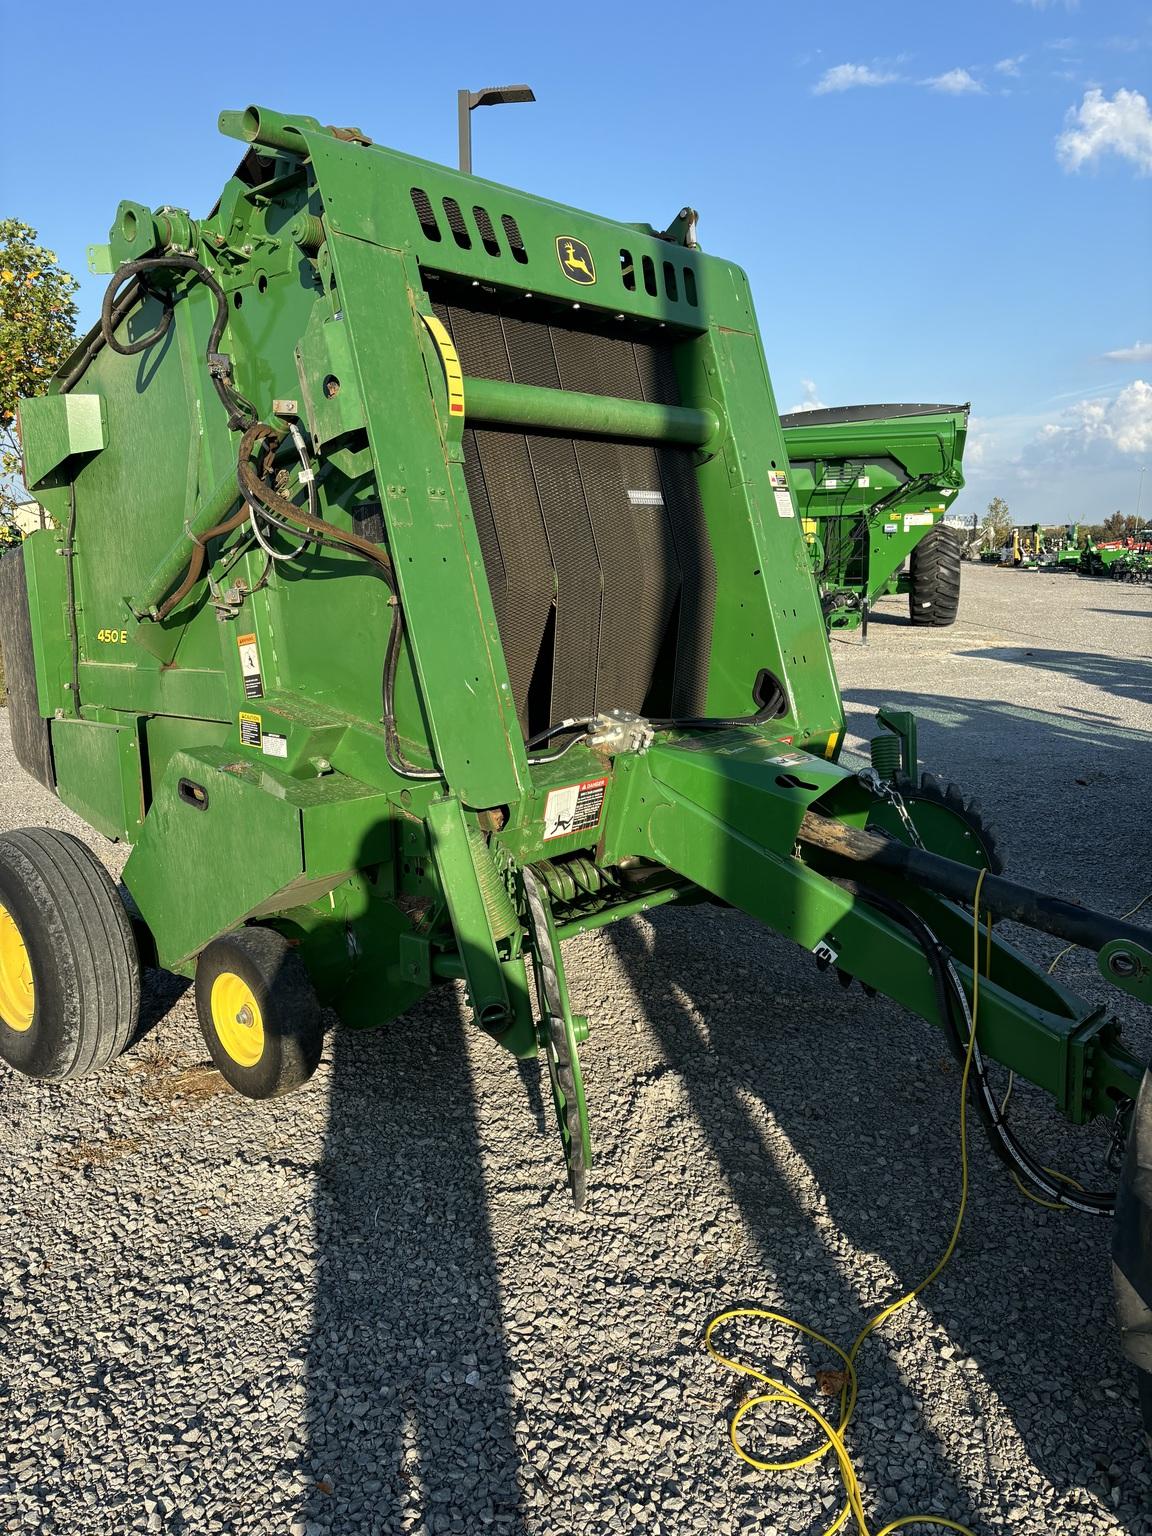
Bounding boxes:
1 563 1151 1536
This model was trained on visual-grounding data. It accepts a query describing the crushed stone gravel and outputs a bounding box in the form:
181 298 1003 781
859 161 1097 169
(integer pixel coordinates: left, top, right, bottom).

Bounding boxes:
1 562 1150 1536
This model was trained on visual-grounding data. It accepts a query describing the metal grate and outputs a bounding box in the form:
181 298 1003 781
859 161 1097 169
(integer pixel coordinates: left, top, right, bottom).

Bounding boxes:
432 297 716 737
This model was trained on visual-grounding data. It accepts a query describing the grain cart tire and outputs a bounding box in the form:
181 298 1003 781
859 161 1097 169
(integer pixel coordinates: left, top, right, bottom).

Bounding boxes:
195 927 322 1099
0 828 140 1080
908 524 962 626
1113 1063 1152 1442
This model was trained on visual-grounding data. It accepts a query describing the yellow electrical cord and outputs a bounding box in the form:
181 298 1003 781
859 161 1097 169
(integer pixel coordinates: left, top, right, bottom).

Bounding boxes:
704 869 991 1536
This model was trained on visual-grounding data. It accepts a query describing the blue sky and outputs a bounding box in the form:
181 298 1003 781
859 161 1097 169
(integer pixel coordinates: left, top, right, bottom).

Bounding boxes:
3 0 1149 524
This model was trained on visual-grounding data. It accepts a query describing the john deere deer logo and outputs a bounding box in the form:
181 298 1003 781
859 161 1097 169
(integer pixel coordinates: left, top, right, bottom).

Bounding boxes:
556 236 596 285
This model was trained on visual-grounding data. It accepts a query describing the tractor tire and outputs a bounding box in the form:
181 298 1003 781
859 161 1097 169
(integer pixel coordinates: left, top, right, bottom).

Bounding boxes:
195 926 322 1099
1114 1062 1152 1442
0 828 140 1080
908 524 962 627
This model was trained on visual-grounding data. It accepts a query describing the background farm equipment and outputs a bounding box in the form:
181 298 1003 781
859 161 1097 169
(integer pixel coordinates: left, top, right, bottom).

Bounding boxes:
781 403 968 633
4 105 1152 1461
1081 534 1152 577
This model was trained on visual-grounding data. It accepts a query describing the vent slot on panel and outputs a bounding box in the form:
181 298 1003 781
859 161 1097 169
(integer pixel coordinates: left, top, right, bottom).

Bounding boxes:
410 187 441 242
641 255 657 297
472 206 501 257
683 266 698 306
620 249 635 291
501 214 529 264
431 294 716 740
442 197 472 250
663 261 678 302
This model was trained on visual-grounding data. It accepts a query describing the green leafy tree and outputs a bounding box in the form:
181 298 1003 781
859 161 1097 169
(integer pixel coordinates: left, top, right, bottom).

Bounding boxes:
981 495 1012 550
0 220 78 519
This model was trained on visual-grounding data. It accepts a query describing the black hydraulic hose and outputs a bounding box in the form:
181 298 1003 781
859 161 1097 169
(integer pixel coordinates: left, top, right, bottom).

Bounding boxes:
57 278 144 395
99 256 257 431
63 483 80 716
801 812 1152 957
847 883 1116 1215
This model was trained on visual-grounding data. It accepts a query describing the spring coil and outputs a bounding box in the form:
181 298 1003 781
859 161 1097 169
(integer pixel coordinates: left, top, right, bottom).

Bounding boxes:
531 856 608 905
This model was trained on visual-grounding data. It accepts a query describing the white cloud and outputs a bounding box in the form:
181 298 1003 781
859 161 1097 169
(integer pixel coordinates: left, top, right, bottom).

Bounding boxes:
786 379 827 414
1104 341 1152 364
1057 87 1152 174
923 69 985 95
813 63 901 95
995 56 1026 77
962 386 1151 521
1038 380 1152 456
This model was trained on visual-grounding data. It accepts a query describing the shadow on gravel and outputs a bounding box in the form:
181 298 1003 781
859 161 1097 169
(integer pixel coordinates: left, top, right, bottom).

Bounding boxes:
604 897 1149 1531
299 990 528 1536
952 649 1152 707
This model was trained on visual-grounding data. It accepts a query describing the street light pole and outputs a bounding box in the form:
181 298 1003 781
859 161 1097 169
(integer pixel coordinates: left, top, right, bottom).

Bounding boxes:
457 85 536 174
1137 465 1147 525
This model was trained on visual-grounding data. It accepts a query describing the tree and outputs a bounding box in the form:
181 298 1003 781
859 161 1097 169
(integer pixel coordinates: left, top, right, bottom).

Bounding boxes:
0 220 78 518
981 496 1012 550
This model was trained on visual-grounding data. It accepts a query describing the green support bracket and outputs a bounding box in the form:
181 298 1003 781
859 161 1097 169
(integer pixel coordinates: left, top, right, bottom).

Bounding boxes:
425 795 511 1033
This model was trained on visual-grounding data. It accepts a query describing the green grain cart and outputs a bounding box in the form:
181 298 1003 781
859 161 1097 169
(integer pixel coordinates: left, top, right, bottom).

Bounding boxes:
6 105 1152 1439
781 403 967 632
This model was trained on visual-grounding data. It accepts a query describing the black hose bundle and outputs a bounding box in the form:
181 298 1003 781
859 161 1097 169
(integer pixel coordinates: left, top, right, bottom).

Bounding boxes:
99 256 257 431
847 883 1117 1216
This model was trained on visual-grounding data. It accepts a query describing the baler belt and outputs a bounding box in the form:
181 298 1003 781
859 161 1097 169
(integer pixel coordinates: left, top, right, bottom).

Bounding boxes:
432 298 715 732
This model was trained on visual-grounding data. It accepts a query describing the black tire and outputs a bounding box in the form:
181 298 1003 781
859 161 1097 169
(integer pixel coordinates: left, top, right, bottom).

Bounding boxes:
1113 1063 1152 1442
195 926 322 1099
908 524 962 627
0 828 139 1080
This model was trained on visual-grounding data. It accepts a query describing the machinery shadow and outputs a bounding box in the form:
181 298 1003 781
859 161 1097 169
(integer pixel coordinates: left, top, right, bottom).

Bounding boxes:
603 892 1146 1529
301 986 529 1535
950 649 1152 707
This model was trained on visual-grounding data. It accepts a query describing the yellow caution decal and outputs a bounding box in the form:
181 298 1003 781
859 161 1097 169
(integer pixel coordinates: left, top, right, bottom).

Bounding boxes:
421 313 465 418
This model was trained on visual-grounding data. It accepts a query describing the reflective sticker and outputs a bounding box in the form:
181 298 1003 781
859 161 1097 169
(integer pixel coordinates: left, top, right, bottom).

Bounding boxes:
421 313 465 417
239 712 262 748
237 632 263 700
543 777 608 840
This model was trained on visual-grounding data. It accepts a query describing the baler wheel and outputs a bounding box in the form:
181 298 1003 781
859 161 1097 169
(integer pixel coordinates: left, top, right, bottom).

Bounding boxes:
1113 1062 1152 1443
0 828 139 1081
908 524 962 627
195 927 322 1099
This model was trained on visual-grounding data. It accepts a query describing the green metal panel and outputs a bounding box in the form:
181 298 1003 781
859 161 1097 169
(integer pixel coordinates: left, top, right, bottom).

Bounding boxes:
17 393 106 490
50 718 143 841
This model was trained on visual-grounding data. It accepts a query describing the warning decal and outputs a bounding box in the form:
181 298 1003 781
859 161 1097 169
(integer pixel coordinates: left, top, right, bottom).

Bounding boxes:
239 712 262 749
905 512 935 527
543 777 608 841
237 632 264 700
769 469 794 518
263 732 288 759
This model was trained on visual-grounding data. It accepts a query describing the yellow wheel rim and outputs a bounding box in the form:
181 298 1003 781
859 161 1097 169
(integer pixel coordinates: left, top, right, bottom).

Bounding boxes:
0 902 34 1032
210 971 265 1068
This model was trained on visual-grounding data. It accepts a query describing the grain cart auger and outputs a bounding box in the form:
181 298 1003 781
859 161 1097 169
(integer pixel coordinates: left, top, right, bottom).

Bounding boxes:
5 104 1152 1426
